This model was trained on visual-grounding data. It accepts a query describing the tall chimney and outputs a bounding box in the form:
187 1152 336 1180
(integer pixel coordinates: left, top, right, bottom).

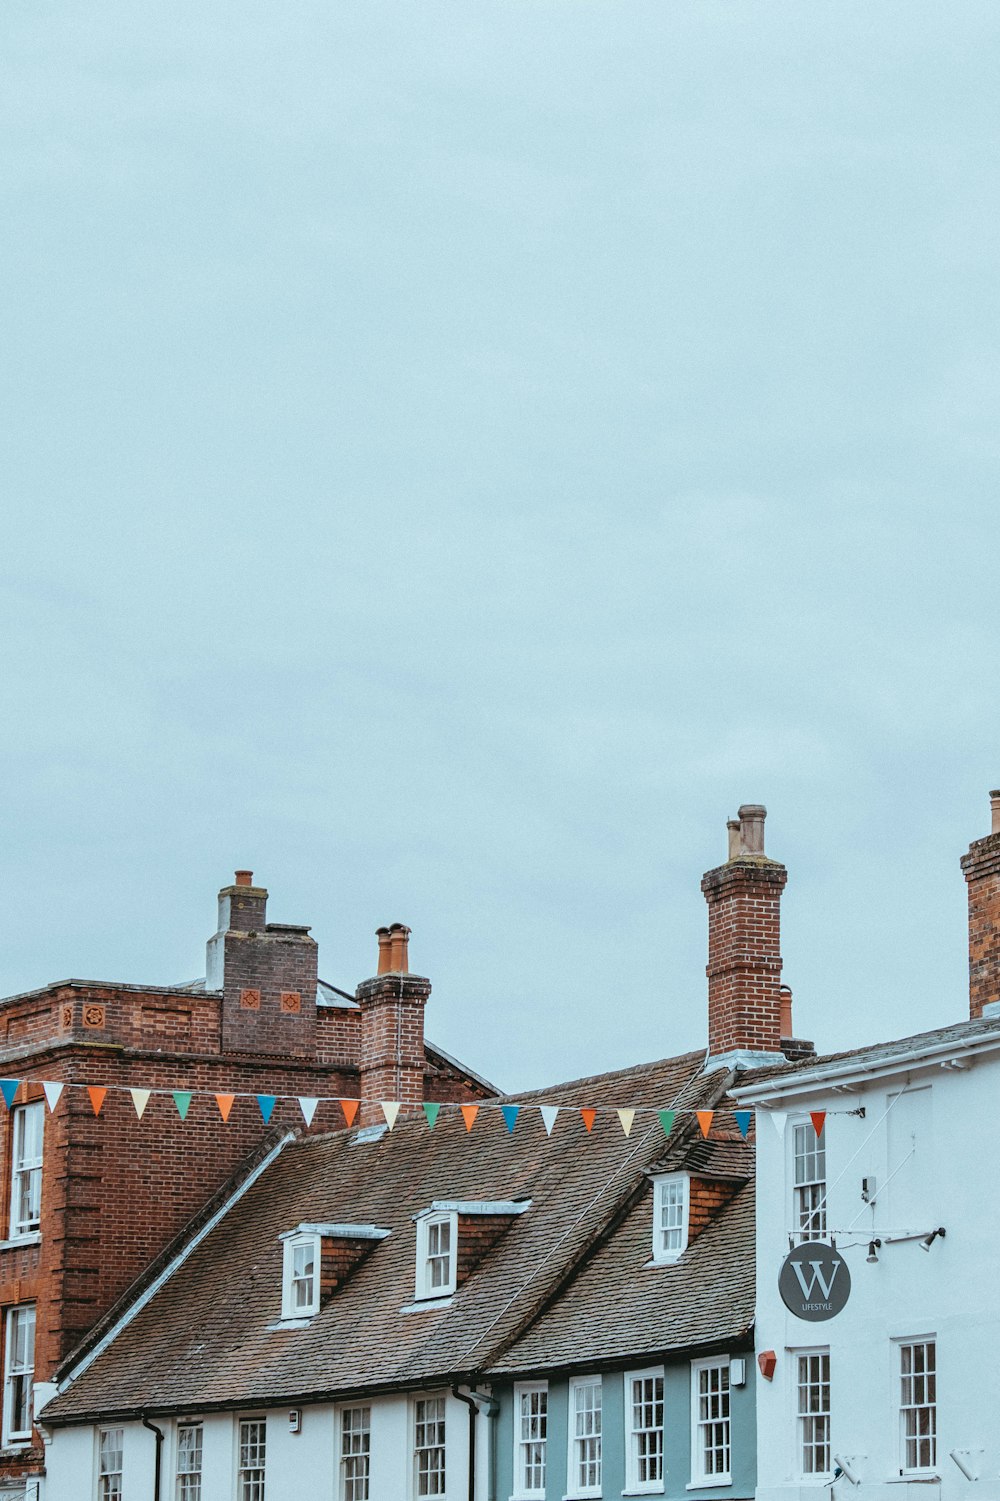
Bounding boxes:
701 804 788 1069
356 924 430 1125
960 790 1000 1019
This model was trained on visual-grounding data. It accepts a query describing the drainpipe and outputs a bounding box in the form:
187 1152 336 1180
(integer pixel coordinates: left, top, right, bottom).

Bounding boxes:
451 1386 498 1501
141 1415 164 1501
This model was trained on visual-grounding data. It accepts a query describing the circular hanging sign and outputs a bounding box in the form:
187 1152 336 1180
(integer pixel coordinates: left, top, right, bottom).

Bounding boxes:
778 1241 851 1321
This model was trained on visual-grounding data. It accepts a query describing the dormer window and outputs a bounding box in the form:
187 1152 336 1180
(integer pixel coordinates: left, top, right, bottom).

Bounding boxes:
281 1232 320 1319
652 1174 690 1263
277 1222 390 1324
416 1212 458 1300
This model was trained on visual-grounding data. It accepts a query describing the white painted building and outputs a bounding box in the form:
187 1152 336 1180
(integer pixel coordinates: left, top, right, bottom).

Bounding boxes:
734 1009 1000 1501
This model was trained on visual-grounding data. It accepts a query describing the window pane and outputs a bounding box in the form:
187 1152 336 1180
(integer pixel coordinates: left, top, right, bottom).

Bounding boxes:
695 1364 731 1479
415 1398 446 1496
900 1342 936 1471
342 1406 371 1501
517 1388 547 1494
99 1427 124 1501
630 1375 664 1484
239 1419 266 1501
572 1381 602 1491
177 1423 203 1501
793 1124 827 1238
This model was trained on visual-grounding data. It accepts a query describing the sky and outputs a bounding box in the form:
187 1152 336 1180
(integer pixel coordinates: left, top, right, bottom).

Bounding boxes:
2 1 998 1092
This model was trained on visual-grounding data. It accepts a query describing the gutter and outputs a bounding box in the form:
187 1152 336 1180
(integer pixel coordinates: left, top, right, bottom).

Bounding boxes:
731 1026 1000 1103
140 1416 164 1501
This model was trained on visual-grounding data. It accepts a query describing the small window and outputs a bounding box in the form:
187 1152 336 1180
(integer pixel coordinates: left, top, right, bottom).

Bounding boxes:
176 1421 203 1501
9 1101 43 1240
652 1175 689 1262
281 1233 319 1319
795 1351 831 1477
98 1427 124 1501
513 1382 547 1498
238 1417 267 1501
625 1368 664 1493
2 1304 35 1445
690 1358 731 1485
568 1376 602 1497
340 1405 371 1501
415 1213 457 1300
414 1396 446 1497
793 1122 826 1240
898 1340 936 1473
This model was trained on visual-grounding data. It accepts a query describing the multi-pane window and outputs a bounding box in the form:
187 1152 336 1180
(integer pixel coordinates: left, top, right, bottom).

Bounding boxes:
514 1383 547 1497
2 1304 35 1445
416 1214 456 1299
626 1370 664 1491
238 1418 267 1501
9 1101 43 1239
652 1176 689 1261
281 1234 319 1318
796 1352 831 1476
569 1377 602 1495
899 1341 936 1473
691 1359 731 1483
98 1427 124 1501
414 1396 446 1496
176 1422 203 1501
793 1123 826 1240
341 1406 371 1501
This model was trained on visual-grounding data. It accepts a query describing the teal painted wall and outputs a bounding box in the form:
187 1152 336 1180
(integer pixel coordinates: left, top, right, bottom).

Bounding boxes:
493 1360 756 1500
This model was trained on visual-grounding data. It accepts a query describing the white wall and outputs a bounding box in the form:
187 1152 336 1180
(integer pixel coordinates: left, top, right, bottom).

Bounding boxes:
749 1037 1000 1501
41 1388 489 1501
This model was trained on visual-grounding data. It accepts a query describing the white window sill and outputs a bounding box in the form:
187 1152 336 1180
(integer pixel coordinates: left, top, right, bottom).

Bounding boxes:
563 1493 602 1500
623 1488 665 1496
400 1295 454 1314
268 1316 315 1330
0 1233 41 1251
686 1479 732 1489
886 1476 940 1485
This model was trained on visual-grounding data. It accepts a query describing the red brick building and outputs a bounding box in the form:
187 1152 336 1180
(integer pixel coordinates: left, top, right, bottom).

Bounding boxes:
0 871 493 1494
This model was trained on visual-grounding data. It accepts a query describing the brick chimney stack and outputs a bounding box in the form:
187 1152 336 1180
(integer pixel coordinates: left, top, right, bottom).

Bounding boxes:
701 805 789 1069
960 790 1000 1019
206 871 319 1057
356 923 431 1125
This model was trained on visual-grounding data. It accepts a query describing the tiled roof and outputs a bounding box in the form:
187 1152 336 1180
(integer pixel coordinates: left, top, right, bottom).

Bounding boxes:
46 1051 749 1423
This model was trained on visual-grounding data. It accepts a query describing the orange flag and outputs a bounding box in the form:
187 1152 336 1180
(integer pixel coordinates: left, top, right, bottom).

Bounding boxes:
341 1099 359 1128
696 1109 714 1138
461 1104 479 1132
215 1094 235 1122
88 1086 107 1116
580 1108 597 1133
810 1110 827 1138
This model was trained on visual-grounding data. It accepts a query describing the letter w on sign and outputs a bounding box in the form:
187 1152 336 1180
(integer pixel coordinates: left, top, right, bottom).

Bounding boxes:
791 1259 841 1302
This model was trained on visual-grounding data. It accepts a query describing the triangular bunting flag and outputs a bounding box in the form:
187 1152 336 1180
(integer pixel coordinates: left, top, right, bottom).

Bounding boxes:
173 1091 193 1121
461 1104 479 1132
130 1088 151 1120
617 1108 636 1136
658 1110 676 1138
42 1081 64 1113
580 1108 597 1133
341 1099 359 1128
298 1097 319 1127
423 1102 440 1130
0 1080 20 1110
696 1110 714 1138
734 1110 753 1139
215 1094 235 1122
88 1086 107 1116
770 1110 788 1138
501 1105 520 1133
539 1105 559 1136
257 1094 277 1125
382 1102 400 1130
810 1110 827 1138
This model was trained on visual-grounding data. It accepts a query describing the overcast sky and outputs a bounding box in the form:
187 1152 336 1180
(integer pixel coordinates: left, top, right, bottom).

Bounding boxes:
2 1 998 1092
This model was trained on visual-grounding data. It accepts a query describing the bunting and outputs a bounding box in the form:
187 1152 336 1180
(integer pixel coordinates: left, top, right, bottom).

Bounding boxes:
501 1105 519 1133
769 1110 788 1139
617 1108 636 1137
0 1080 20 1110
810 1110 827 1138
257 1095 276 1125
539 1105 559 1136
88 1086 107 1116
734 1110 753 1140
658 1110 676 1138
130 1088 151 1120
460 1105 479 1133
696 1110 714 1139
382 1102 400 1131
580 1108 596 1133
42 1081 64 1113
215 1094 235 1122
173 1091 193 1121
341 1099 359 1128
423 1102 440 1130
298 1098 319 1127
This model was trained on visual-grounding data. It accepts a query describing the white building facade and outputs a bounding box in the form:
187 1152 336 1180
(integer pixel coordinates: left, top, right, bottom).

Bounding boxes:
734 1010 1000 1501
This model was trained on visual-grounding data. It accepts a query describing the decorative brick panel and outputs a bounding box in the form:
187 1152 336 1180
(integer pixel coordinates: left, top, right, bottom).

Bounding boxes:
280 991 302 1014
82 1004 105 1029
240 989 261 1011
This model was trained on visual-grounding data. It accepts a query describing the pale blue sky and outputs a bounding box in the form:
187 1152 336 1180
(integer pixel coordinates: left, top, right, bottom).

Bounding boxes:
2 1 998 1089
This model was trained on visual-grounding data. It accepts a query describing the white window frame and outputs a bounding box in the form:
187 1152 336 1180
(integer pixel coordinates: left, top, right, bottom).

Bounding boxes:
567 1375 602 1498
9 1100 44 1241
793 1349 831 1481
339 1404 371 1501
414 1212 458 1300
237 1416 267 1501
690 1357 731 1486
413 1393 447 1497
175 1419 204 1501
624 1366 665 1495
281 1232 320 1319
896 1337 937 1476
651 1174 689 1264
791 1121 826 1242
97 1426 124 1501
2 1303 35 1446
512 1381 547 1499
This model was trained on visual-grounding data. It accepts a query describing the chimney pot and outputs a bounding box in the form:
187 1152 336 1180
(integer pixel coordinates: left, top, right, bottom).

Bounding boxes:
388 922 411 973
779 984 793 1038
235 870 254 887
727 819 741 861
737 804 767 856
961 788 1000 1017
991 790 1000 835
376 927 392 975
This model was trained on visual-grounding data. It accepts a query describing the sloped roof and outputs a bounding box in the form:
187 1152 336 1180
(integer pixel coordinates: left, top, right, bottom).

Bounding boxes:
45 1050 753 1423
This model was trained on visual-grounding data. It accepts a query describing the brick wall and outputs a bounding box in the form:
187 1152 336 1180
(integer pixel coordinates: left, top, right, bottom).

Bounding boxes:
961 824 1000 1019
701 857 787 1056
455 1213 517 1286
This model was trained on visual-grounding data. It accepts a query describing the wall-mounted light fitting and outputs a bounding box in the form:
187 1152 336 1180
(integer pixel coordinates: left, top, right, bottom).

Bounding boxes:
866 1239 881 1264
920 1227 946 1252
